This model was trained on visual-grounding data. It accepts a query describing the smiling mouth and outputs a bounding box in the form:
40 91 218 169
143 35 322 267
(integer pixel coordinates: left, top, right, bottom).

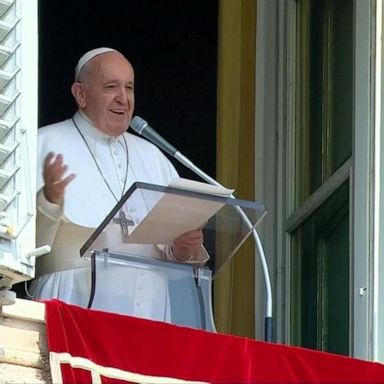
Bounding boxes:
110 109 126 115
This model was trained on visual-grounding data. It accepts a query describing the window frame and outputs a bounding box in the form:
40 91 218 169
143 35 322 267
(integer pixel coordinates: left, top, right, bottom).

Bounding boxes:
255 0 384 360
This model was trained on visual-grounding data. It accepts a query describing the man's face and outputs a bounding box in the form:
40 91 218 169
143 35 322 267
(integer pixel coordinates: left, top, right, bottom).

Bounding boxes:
78 52 135 136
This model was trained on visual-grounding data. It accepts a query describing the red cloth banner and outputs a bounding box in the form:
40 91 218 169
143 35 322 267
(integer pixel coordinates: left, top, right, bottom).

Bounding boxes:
45 299 384 383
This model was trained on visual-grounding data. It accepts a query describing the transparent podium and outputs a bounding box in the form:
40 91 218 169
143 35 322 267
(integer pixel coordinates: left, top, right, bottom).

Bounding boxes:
80 181 266 331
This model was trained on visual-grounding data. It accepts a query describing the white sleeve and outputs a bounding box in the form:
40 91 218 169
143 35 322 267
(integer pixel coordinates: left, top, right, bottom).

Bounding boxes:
36 189 63 247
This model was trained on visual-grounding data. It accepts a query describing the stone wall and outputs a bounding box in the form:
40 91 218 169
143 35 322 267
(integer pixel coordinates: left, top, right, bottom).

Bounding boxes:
0 299 51 383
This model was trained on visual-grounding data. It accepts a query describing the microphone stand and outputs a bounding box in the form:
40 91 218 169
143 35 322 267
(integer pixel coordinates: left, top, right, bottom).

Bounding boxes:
129 116 273 342
174 151 273 342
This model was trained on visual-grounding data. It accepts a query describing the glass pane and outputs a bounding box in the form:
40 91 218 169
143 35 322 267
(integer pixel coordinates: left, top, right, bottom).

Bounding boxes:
290 181 349 355
296 0 353 204
329 0 353 172
322 212 349 354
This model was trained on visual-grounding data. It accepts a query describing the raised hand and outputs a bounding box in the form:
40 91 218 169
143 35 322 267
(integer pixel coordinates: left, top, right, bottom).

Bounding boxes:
42 152 76 204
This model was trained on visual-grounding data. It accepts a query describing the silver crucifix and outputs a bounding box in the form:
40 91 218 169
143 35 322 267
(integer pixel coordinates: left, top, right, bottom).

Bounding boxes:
113 210 134 240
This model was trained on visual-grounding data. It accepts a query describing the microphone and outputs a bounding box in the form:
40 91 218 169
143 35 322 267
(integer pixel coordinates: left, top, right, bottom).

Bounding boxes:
129 115 273 342
130 116 178 157
130 116 220 186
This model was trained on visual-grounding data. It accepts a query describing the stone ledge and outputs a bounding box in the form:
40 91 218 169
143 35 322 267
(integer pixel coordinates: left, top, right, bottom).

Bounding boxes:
0 298 50 383
0 298 45 323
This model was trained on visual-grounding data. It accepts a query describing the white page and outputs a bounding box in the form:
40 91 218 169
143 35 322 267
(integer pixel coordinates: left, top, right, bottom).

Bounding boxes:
124 178 233 244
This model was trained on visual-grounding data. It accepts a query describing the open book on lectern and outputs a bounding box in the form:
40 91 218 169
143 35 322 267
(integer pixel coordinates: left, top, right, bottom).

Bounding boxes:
122 178 234 244
80 178 234 254
80 177 266 275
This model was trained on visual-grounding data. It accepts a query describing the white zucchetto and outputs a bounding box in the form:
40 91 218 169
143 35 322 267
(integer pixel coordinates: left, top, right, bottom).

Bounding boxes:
74 47 117 81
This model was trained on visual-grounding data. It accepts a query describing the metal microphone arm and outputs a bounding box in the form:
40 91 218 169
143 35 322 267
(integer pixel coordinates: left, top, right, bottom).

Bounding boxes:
129 116 273 341
174 151 273 342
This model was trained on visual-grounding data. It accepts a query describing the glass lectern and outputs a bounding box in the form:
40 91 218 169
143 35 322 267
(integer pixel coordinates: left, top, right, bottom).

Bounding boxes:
80 181 266 331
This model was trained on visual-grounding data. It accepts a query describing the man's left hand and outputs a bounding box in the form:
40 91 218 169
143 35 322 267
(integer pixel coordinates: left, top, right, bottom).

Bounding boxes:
171 228 204 261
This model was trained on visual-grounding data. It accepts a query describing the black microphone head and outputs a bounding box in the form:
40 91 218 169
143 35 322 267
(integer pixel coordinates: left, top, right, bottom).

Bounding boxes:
130 116 148 134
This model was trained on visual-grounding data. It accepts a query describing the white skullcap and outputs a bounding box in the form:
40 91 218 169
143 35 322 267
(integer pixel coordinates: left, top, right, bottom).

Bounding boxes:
74 47 117 81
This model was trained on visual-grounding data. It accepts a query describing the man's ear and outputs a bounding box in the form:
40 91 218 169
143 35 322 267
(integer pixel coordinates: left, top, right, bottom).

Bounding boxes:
71 82 86 108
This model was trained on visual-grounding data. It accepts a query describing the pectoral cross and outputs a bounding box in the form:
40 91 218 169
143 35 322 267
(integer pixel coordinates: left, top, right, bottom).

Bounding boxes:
113 210 134 240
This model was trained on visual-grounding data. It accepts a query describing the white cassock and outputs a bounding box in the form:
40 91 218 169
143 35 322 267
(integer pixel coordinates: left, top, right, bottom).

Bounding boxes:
30 111 208 322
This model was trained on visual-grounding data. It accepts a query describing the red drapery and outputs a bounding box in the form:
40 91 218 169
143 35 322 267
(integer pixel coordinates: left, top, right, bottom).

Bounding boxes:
44 299 384 383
